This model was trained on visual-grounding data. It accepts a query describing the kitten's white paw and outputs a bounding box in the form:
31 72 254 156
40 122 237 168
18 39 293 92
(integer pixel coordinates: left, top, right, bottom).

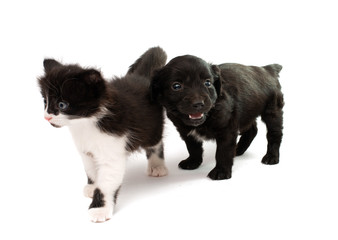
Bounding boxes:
148 165 168 177
88 207 113 223
83 184 95 198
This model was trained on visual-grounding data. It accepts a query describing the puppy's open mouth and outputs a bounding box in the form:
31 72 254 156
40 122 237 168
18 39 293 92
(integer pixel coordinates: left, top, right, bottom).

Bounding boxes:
189 113 204 120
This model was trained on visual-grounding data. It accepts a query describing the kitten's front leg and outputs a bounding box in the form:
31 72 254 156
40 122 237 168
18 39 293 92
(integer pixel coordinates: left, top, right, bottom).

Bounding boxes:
80 152 97 198
88 155 126 223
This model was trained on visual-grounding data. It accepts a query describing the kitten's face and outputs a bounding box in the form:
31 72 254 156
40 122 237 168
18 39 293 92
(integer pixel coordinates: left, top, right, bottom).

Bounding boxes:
38 59 106 128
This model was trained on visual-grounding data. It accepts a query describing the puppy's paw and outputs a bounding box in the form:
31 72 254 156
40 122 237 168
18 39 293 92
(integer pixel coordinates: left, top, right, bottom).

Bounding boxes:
83 184 96 198
178 157 202 170
262 154 279 165
88 207 113 223
235 144 246 156
148 165 168 177
208 167 232 180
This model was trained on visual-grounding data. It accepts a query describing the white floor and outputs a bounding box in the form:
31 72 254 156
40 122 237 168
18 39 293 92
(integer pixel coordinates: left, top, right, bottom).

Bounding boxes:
1 1 337 239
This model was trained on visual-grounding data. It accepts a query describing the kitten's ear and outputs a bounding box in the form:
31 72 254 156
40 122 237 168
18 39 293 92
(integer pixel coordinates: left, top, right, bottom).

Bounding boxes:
211 64 222 97
84 69 104 83
43 59 62 73
83 69 105 98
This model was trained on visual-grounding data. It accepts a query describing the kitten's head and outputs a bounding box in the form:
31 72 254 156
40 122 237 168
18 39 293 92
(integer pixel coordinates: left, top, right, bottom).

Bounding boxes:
38 59 106 128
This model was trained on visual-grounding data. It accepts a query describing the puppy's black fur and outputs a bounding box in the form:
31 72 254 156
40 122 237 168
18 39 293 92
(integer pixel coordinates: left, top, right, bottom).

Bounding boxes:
151 55 284 180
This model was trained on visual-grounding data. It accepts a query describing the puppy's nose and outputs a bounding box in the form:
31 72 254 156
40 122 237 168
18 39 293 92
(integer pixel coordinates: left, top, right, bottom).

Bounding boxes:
192 101 205 110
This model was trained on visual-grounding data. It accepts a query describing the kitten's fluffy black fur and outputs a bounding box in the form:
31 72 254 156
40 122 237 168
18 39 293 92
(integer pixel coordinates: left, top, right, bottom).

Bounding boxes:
151 55 284 180
38 47 168 222
39 48 167 149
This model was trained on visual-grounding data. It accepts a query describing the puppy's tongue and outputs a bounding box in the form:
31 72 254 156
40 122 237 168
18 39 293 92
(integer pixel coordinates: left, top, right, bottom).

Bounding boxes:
189 113 204 120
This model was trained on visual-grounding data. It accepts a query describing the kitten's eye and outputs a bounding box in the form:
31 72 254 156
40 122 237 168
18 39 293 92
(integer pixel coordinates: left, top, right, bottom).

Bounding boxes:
172 82 183 91
43 99 47 105
204 79 212 88
58 101 69 110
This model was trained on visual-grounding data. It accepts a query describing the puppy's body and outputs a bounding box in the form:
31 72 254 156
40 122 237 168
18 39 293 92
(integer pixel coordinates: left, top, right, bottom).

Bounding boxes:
219 63 283 131
152 56 284 180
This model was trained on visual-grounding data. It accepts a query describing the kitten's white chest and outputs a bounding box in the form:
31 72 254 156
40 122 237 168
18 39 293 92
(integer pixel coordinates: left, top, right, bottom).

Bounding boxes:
68 118 127 160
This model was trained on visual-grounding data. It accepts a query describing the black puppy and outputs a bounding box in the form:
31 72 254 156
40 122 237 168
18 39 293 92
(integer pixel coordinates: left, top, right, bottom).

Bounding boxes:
151 55 284 180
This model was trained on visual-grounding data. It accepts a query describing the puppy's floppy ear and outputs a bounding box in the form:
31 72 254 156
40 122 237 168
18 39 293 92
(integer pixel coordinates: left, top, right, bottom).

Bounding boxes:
43 59 62 73
211 64 222 97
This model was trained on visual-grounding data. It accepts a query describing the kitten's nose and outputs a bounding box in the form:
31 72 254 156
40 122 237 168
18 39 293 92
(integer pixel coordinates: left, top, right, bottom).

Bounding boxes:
44 116 52 121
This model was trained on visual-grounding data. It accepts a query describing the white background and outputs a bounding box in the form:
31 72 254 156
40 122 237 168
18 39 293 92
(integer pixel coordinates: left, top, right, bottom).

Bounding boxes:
1 0 337 239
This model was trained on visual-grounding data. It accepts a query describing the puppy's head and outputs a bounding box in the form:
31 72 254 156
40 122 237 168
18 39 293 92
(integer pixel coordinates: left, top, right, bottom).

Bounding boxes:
151 55 221 127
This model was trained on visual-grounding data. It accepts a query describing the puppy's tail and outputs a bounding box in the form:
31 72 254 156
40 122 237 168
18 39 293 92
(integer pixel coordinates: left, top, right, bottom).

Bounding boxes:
264 64 283 78
127 47 167 78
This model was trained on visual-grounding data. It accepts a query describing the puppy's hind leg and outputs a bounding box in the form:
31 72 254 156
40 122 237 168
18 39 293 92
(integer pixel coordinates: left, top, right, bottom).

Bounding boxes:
236 121 258 156
261 94 284 165
146 141 168 177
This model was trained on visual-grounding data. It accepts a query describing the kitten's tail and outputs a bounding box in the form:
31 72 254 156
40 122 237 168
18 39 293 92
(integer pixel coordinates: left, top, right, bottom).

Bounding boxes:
127 47 167 78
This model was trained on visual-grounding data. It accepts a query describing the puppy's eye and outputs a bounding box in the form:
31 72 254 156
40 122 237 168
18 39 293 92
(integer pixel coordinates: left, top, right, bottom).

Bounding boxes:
204 79 212 88
58 101 69 110
172 82 183 91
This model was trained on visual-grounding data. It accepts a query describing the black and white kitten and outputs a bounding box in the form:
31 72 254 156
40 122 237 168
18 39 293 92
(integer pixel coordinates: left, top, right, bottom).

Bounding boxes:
38 47 168 222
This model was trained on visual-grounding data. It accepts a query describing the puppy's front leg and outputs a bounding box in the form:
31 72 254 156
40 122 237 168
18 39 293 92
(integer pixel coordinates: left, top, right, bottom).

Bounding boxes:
179 135 203 170
208 131 238 180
